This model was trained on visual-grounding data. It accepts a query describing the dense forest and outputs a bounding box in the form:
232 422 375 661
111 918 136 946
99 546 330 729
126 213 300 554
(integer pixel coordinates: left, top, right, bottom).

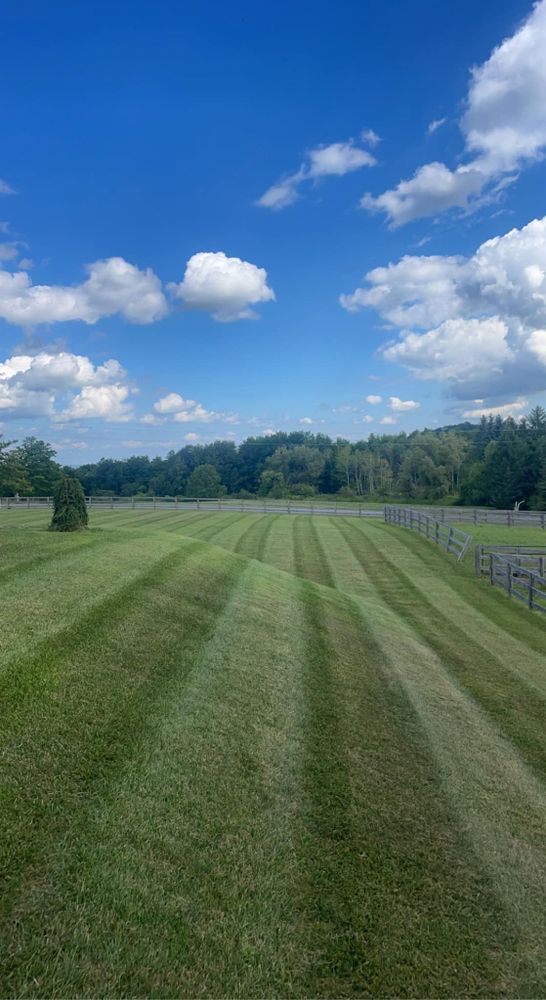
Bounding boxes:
2 407 546 508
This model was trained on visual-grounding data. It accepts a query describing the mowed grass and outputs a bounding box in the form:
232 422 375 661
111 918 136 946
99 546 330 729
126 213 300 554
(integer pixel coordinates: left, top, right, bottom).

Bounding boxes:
1 510 546 997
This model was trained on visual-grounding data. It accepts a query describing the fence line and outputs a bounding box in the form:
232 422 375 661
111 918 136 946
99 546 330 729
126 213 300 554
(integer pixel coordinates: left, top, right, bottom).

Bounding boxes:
384 505 472 561
476 550 546 614
413 506 546 528
2 496 546 525
474 544 546 577
0 495 383 519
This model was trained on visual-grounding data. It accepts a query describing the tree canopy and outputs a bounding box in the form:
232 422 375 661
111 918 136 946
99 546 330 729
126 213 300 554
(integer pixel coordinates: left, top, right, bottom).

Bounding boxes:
3 409 546 509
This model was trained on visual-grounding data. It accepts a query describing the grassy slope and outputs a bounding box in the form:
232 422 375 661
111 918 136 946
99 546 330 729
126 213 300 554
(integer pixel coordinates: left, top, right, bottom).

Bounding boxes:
0 510 545 997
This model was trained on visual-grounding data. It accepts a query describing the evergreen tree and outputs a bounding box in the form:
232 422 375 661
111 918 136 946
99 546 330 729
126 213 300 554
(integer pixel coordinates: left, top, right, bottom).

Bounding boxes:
50 476 89 532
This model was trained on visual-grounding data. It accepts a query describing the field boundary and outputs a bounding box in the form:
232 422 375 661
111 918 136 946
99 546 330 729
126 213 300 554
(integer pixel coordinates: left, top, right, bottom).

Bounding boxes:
384 505 472 561
2 495 546 525
0 495 383 518
475 548 546 614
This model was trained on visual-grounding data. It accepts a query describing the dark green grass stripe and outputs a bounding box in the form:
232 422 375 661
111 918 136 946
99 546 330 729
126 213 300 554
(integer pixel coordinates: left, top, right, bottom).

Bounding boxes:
374 519 546 654
233 514 277 559
297 579 516 997
0 540 246 939
293 517 335 588
335 518 546 777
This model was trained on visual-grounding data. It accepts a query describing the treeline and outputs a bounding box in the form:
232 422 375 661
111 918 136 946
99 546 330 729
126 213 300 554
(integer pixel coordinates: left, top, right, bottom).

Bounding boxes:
2 407 546 508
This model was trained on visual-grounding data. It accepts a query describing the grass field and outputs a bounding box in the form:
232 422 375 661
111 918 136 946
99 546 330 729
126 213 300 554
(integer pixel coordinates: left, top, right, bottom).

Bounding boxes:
1 509 545 998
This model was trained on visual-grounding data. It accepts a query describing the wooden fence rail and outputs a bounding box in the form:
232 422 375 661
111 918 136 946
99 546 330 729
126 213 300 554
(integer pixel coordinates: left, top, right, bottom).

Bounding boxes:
384 505 472 561
475 544 546 577
0 495 383 518
484 552 546 613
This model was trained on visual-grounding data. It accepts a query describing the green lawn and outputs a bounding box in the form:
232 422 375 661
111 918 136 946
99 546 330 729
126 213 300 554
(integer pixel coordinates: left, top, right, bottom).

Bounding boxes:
1 509 545 997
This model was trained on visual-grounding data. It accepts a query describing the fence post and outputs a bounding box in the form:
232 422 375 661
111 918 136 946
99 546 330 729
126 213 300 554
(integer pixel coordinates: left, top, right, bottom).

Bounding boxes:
529 572 534 611
475 545 482 576
489 554 494 585
507 562 512 598
541 513 545 530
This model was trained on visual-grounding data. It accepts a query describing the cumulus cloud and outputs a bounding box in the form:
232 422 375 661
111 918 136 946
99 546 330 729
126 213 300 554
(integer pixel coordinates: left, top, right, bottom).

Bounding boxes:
0 257 168 327
169 251 275 321
184 432 200 442
380 416 396 425
365 394 382 404
0 179 15 195
341 215 546 398
362 1 546 225
388 396 420 411
147 390 237 425
256 134 377 210
0 251 276 328
154 392 195 414
0 349 131 420
299 416 314 424
61 384 133 421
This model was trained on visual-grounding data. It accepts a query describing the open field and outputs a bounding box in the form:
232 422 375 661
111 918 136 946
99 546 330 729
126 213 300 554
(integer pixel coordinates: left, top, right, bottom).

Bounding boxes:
1 509 545 997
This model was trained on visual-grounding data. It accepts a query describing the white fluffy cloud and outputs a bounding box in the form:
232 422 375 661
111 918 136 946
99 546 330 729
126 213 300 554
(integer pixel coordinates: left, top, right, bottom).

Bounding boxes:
365 394 382 404
257 134 377 210
146 391 237 425
363 1 546 225
0 349 132 420
0 257 168 327
341 215 546 397
380 416 396 425
169 251 275 322
61 384 133 421
388 396 420 411
154 392 195 414
0 251 276 328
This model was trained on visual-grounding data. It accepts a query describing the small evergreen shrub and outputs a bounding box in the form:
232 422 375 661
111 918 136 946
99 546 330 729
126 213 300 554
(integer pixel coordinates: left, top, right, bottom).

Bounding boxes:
50 476 89 532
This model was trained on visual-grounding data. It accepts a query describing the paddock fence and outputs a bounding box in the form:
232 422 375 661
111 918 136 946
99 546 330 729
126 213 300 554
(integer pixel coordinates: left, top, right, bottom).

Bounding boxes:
475 547 546 614
0 495 383 518
384 505 472 561
474 544 546 577
414 506 546 528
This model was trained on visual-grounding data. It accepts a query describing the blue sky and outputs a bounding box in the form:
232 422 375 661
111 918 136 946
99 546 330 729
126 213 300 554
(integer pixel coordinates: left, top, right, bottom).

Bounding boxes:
1 0 546 462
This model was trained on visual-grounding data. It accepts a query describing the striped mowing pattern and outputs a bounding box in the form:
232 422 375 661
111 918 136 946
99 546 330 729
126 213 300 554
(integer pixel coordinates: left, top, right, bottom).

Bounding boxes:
0 511 545 996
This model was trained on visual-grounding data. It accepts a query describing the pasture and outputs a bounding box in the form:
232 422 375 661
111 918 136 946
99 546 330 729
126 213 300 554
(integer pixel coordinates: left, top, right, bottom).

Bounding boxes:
1 509 545 997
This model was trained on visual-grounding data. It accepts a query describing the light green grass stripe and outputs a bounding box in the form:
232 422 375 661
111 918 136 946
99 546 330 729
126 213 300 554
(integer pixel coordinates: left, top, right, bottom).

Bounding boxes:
352 593 546 994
